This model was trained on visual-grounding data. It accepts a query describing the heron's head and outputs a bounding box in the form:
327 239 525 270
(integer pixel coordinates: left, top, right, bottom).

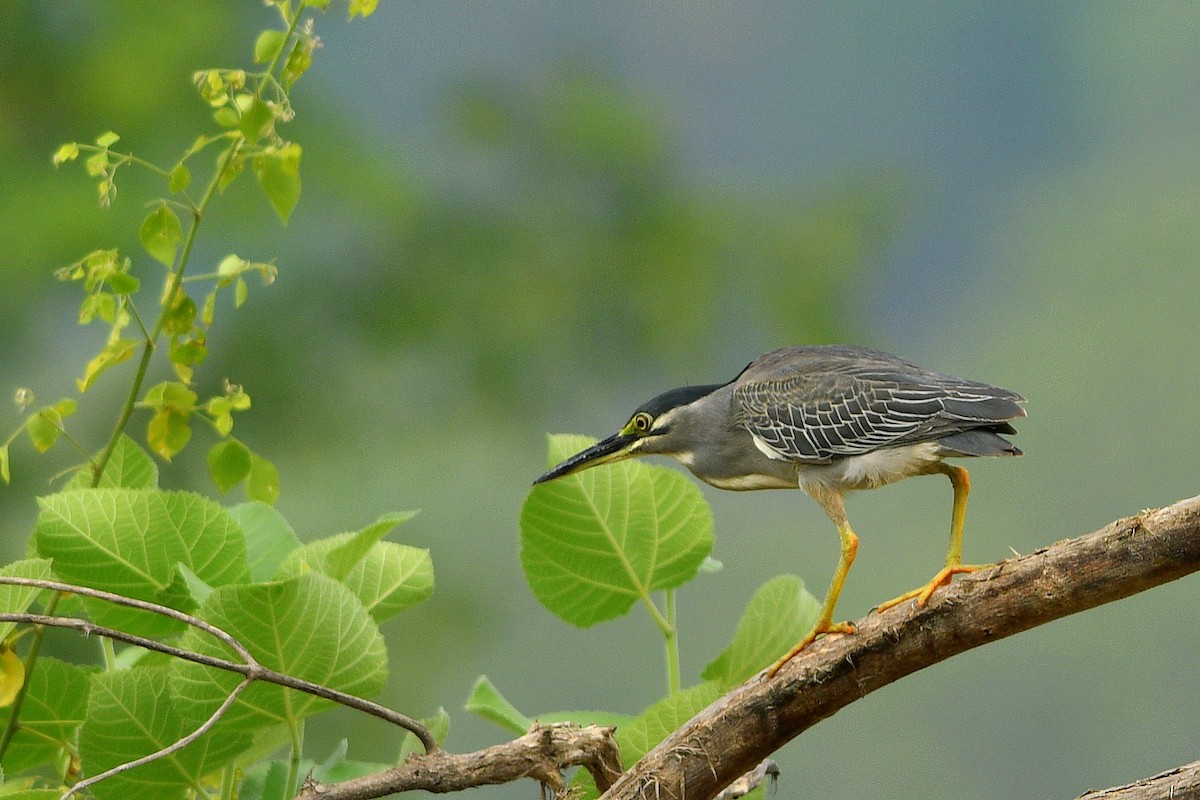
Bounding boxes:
533 383 726 484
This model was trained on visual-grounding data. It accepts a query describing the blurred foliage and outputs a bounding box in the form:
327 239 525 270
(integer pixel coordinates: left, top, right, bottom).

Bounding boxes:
1 6 904 446
312 63 907 403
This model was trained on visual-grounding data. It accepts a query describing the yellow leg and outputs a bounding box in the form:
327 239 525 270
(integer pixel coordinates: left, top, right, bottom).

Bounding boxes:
767 490 858 677
877 463 984 613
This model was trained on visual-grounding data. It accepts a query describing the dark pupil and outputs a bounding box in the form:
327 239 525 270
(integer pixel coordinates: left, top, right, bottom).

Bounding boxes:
637 416 648 430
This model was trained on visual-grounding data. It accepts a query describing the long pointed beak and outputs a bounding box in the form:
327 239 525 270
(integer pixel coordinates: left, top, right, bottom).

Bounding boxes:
533 433 640 485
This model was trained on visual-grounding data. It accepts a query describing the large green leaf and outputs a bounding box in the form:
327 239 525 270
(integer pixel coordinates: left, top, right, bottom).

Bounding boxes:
702 575 820 689
79 670 250 800
169 572 388 733
519 434 713 626
0 657 92 774
0 559 53 641
33 489 251 636
276 513 432 622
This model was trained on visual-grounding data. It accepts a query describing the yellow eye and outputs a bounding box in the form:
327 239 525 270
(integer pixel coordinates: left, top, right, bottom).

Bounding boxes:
632 412 653 433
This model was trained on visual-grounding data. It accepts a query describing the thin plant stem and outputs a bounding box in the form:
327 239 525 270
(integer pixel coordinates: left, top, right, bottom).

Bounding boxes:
286 717 305 799
664 589 681 695
90 141 240 487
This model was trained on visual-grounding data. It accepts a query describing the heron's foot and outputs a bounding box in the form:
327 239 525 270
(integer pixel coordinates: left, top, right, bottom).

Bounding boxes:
875 563 985 613
766 619 857 678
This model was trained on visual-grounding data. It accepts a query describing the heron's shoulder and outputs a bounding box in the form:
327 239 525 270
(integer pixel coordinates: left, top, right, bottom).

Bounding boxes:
733 345 915 387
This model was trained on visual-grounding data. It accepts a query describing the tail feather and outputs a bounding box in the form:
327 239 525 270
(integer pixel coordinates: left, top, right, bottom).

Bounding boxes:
937 428 1022 457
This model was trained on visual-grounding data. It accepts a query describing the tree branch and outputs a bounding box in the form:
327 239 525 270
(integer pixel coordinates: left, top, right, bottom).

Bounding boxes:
296 722 623 800
1076 759 1200 800
599 494 1200 800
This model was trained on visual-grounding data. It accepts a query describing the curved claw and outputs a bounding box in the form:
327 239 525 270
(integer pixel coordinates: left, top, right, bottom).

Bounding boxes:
876 563 985 614
766 619 857 678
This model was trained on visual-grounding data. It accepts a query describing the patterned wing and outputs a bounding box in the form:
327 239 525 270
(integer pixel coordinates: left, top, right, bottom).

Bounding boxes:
733 373 948 462
730 346 1023 463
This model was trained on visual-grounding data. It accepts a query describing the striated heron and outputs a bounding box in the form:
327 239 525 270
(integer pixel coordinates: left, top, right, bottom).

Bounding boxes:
533 345 1026 676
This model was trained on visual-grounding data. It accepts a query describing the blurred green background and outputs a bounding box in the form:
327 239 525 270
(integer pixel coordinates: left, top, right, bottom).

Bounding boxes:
3 3 1199 798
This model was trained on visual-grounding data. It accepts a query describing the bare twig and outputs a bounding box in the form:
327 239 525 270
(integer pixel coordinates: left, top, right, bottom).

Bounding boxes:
295 722 623 800
597 495 1200 800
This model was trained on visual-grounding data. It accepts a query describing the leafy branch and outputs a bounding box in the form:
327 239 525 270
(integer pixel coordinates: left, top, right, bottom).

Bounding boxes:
0 574 437 754
5 0 341 499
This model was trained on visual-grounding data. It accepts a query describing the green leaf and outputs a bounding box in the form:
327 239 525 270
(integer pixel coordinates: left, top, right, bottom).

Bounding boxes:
208 439 252 493
329 513 417 581
247 453 280 504
77 338 138 393
170 572 388 733
228 502 300 582
86 151 109 177
95 131 120 148
217 152 244 191
254 29 288 64
175 563 213 606
139 206 183 267
239 98 275 142
519 434 714 627
25 408 62 453
348 0 379 18
34 489 251 637
143 382 197 461
167 162 191 193
161 289 197 335
213 107 239 128
0 559 53 641
701 575 821 689
0 444 9 484
78 292 112 324
464 676 531 735
346 541 434 622
147 407 191 461
169 335 207 379
276 514 432 621
79 670 250 800
617 682 722 768
106 270 139 295
253 143 302 224
52 142 80 166
201 290 217 326
0 657 93 774
282 40 314 88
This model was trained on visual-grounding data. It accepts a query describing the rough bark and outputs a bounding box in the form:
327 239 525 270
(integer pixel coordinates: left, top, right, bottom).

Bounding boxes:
296 722 622 799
